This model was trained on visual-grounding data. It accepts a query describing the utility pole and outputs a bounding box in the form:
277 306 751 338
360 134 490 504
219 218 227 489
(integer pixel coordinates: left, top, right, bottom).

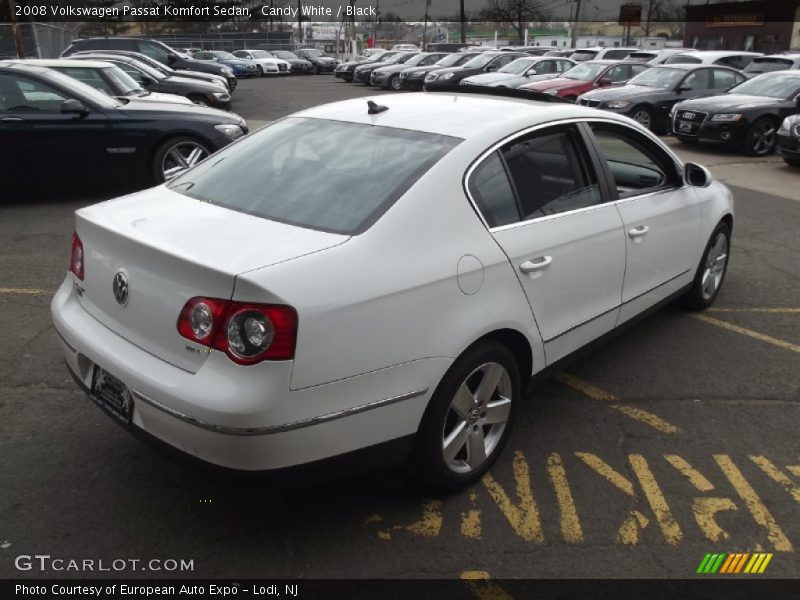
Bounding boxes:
423 0 430 51
373 0 379 47
297 0 303 44
8 0 25 58
570 0 582 49
460 0 466 43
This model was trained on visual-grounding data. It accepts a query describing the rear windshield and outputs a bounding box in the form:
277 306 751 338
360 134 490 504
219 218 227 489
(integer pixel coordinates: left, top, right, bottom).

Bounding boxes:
571 50 598 61
744 57 794 73
168 118 462 234
664 54 702 64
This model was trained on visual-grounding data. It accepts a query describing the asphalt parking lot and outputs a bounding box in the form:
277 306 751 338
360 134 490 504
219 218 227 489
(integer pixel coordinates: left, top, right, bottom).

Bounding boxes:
1 75 798 581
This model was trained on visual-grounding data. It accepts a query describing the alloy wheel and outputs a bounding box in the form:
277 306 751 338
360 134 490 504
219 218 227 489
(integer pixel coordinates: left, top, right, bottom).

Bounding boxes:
390 75 402 90
161 142 208 181
631 109 652 130
701 232 728 301
442 362 512 474
749 122 776 156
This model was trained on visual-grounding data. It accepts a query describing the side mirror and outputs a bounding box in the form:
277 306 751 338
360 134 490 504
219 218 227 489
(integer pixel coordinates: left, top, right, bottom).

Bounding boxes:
597 77 612 87
795 95 800 108
61 99 88 116
485 64 498 72
141 75 155 85
685 162 711 187
167 54 177 64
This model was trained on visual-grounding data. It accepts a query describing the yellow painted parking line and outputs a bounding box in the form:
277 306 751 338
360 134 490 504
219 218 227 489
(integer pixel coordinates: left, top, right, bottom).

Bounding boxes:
750 456 800 504
460 572 512 600
714 454 793 552
691 313 800 353
708 307 800 314
547 453 583 544
0 287 50 296
555 373 679 434
481 451 544 543
665 455 716 492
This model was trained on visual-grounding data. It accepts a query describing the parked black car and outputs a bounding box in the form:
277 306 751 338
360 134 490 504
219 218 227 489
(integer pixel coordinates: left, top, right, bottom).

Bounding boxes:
295 48 339 74
71 49 231 91
354 52 419 83
371 52 449 89
399 52 483 90
69 53 232 110
335 51 401 82
61 37 238 90
777 114 800 166
423 51 525 90
578 64 746 133
671 70 800 156
270 51 314 74
0 62 247 186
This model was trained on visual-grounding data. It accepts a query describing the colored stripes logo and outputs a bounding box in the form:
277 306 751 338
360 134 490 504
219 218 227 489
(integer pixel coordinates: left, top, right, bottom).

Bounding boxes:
697 552 773 574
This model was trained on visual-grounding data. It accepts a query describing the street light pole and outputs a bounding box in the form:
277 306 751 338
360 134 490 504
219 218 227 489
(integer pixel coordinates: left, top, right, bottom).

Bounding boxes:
8 0 25 58
570 0 582 49
460 0 466 43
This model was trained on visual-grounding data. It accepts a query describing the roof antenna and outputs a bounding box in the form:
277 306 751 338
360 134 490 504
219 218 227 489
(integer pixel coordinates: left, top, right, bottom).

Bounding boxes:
367 100 388 115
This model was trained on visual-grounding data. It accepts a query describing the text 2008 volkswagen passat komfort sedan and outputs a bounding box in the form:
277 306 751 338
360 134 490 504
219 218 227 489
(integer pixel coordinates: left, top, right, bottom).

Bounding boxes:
52 93 734 490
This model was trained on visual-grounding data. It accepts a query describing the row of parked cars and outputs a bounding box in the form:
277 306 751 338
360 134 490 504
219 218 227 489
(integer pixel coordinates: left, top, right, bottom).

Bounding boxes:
334 46 800 162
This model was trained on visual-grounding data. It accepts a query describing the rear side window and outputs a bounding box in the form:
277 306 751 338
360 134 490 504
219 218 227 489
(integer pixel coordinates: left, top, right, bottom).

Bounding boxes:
169 118 461 235
500 127 602 221
468 153 519 227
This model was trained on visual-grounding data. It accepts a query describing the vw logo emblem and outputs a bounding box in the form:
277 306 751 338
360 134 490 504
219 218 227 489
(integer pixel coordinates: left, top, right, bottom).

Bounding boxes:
112 271 129 306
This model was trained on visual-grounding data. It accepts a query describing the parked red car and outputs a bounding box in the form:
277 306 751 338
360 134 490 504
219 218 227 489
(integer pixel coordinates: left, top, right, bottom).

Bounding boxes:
519 60 650 101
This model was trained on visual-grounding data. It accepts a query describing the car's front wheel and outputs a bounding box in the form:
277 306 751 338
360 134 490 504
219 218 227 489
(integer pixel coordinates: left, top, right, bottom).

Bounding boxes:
630 106 654 131
744 118 777 156
413 341 520 491
681 221 731 310
257 65 264 76
152 137 210 183
389 75 402 90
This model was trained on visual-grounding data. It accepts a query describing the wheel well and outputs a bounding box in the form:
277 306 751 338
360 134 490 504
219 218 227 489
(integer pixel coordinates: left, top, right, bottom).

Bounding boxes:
471 329 533 383
721 213 733 233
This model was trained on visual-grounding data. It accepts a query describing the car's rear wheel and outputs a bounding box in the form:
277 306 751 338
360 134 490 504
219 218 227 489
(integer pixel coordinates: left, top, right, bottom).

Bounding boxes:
681 221 731 310
743 118 777 156
630 106 654 131
152 137 210 183
413 341 519 491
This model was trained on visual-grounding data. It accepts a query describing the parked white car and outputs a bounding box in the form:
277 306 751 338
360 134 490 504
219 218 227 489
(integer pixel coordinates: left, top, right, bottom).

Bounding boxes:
232 49 290 76
663 50 763 70
51 93 733 489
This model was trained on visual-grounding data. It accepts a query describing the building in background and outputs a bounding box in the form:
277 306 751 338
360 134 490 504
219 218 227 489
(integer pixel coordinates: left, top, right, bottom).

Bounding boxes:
684 0 800 52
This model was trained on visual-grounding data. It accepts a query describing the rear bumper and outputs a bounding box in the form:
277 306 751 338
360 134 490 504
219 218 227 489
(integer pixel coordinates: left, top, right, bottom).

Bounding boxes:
51 277 444 472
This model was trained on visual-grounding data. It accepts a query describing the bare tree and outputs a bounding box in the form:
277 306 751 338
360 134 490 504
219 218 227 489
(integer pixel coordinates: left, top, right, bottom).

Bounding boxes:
642 0 685 38
479 0 547 44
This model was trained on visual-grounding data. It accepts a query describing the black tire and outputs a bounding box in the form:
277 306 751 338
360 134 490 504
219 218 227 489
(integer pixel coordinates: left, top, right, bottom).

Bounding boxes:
743 118 777 156
151 136 210 184
783 157 800 168
389 75 402 91
257 65 264 77
311 64 319 75
681 221 731 311
629 105 654 131
412 340 520 491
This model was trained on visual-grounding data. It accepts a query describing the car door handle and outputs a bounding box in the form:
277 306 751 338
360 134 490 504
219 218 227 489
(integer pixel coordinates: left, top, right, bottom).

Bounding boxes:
628 225 650 239
519 256 553 273
0 117 24 123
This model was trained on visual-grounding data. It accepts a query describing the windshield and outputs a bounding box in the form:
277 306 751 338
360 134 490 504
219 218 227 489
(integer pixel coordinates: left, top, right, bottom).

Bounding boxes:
365 52 395 63
728 73 800 99
562 62 606 81
302 49 324 57
273 51 299 60
102 65 142 94
628 67 687 88
250 50 273 59
499 58 536 75
46 69 123 108
168 117 461 235
388 53 416 64
212 51 236 60
571 50 598 62
744 58 794 73
462 53 497 68
123 58 166 80
664 54 702 64
437 53 467 67
627 52 656 61
402 53 430 67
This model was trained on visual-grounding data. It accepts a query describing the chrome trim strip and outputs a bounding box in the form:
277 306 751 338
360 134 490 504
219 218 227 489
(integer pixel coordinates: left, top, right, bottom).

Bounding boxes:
542 268 692 343
130 387 429 437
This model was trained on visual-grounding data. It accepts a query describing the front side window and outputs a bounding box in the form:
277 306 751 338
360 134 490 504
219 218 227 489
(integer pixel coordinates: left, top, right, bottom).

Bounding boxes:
682 69 712 90
168 118 461 235
604 65 631 82
499 58 536 75
711 69 742 90
589 125 675 197
500 127 602 221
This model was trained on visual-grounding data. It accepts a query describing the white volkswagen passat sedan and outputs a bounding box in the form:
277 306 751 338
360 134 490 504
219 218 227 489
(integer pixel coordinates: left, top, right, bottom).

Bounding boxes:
51 92 733 490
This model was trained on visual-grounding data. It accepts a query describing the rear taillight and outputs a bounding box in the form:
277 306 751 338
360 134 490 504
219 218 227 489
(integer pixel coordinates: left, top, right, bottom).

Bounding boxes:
69 232 84 280
177 297 297 364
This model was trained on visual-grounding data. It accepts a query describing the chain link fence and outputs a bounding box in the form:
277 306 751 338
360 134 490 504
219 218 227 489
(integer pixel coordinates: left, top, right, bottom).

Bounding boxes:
0 22 76 58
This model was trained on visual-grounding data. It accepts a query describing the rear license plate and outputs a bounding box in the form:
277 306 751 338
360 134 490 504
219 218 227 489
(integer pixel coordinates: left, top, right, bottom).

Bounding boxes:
91 366 133 425
678 121 693 133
